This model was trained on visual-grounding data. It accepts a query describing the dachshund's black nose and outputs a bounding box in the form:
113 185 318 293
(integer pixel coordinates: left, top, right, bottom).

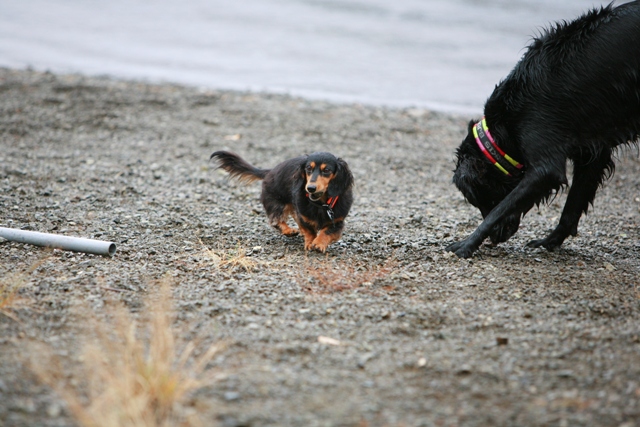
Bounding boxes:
306 185 316 193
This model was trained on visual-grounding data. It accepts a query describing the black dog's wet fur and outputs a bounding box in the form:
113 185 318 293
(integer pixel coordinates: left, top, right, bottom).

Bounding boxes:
448 1 640 258
210 150 353 252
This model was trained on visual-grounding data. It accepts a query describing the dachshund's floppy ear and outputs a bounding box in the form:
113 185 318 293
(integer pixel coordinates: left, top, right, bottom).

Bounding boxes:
327 158 353 197
294 155 309 183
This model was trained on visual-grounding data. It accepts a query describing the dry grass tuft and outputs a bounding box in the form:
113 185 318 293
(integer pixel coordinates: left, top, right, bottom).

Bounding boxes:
0 273 24 322
200 240 264 272
303 257 398 294
34 278 225 427
0 257 46 321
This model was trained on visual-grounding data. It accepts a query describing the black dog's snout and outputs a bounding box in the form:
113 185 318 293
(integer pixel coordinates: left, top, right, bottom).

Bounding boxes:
306 184 317 193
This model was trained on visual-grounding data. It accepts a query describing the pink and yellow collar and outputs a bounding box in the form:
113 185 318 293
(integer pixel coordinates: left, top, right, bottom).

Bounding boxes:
473 117 524 177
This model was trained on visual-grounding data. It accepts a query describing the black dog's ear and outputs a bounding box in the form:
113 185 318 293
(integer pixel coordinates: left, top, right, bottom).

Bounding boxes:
452 156 477 208
328 158 353 197
452 154 475 189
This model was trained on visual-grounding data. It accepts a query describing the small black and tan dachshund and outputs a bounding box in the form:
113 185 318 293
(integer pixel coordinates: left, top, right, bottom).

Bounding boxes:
448 2 640 258
210 151 354 252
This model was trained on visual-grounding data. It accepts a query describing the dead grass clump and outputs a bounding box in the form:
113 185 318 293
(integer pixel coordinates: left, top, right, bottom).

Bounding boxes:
33 278 225 427
303 257 398 294
0 257 46 321
0 272 24 322
200 240 264 272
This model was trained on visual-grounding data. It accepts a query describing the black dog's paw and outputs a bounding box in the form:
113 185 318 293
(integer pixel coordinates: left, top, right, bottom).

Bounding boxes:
526 237 561 251
446 240 477 259
528 224 572 251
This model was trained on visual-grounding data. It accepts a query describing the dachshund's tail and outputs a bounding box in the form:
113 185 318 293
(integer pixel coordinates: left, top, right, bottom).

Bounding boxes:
210 151 269 183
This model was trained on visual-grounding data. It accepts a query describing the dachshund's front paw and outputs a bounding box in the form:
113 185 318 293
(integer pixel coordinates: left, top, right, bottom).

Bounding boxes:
309 241 329 253
309 233 336 253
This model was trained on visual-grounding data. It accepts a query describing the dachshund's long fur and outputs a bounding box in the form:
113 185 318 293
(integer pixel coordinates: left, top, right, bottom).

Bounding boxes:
210 151 353 252
448 1 640 258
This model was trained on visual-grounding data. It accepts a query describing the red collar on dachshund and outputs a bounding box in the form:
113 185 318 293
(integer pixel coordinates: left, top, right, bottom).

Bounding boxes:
306 194 339 222
473 117 524 177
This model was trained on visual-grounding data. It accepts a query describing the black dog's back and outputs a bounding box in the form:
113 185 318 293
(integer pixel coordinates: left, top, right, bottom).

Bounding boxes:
493 1 640 149
448 2 640 258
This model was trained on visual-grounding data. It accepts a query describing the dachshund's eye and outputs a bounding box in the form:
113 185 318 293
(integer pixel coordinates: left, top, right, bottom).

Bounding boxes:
321 169 332 176
305 165 313 173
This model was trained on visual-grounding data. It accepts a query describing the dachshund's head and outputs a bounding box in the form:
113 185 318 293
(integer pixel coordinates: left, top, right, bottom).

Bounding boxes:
452 121 521 244
302 152 353 201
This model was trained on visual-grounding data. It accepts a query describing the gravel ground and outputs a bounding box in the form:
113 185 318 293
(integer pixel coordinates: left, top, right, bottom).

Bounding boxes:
1 68 639 427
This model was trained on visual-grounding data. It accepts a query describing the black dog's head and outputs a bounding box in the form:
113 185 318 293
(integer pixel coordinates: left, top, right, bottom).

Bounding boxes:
452 121 521 244
302 152 353 201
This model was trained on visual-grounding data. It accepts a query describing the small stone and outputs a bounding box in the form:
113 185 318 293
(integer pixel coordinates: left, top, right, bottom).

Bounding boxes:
47 403 62 417
224 391 241 401
318 336 341 346
456 365 472 376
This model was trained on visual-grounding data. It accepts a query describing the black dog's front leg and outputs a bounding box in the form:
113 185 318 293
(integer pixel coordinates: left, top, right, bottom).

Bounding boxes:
447 171 562 258
528 149 613 250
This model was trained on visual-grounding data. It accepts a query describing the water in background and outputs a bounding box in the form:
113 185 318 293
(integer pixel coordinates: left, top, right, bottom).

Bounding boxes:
0 0 603 114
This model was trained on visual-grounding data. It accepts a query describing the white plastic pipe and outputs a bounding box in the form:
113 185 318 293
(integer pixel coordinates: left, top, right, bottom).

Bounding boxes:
0 227 116 257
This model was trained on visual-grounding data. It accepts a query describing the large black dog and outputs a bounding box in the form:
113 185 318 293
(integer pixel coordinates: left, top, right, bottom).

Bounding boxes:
448 1 640 258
